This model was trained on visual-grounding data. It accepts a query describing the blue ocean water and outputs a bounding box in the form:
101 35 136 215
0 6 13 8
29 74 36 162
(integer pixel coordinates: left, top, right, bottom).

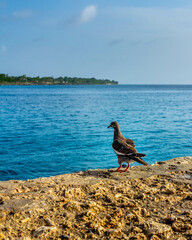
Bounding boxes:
0 85 191 181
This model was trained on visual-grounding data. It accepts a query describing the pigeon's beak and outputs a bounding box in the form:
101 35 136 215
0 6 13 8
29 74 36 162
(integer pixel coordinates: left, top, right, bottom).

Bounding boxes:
107 124 112 128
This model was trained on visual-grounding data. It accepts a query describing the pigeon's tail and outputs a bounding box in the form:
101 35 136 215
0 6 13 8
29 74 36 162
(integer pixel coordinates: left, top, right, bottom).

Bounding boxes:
127 153 146 158
125 152 148 165
135 153 146 158
132 156 148 165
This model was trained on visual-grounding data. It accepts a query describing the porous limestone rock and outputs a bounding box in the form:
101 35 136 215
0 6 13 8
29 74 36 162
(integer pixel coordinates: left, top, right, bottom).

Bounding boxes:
33 226 57 237
144 220 173 238
0 157 191 239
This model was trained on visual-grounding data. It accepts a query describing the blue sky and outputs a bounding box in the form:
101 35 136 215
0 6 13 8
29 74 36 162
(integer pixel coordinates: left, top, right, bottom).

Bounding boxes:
1 0 192 84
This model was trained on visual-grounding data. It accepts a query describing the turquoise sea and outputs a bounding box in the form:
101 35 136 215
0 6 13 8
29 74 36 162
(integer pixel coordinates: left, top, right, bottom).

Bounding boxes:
0 85 191 181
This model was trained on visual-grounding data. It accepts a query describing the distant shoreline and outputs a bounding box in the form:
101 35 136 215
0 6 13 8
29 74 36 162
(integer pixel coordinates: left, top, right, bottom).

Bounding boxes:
0 83 118 86
0 73 118 85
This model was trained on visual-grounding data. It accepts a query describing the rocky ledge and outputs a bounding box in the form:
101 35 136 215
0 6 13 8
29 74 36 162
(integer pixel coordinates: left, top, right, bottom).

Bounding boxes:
0 157 192 240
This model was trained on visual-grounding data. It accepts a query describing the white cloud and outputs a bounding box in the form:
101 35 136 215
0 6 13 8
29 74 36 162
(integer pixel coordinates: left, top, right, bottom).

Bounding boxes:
108 7 192 31
13 10 34 19
102 6 192 47
0 44 7 53
77 5 97 24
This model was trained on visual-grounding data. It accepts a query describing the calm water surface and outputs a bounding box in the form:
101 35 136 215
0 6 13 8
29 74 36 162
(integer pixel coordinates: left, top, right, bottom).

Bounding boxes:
0 85 192 180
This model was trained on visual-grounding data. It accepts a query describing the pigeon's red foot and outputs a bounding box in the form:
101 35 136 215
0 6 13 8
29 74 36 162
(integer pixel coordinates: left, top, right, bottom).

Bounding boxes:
118 170 127 172
111 164 130 173
111 165 122 172
123 164 130 172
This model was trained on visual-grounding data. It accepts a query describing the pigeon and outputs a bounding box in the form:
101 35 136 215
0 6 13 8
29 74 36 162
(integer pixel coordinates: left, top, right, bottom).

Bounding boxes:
108 121 148 172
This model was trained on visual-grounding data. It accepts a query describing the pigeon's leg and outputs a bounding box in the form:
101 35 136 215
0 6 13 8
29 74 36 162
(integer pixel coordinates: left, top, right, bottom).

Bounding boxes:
122 163 130 172
112 165 122 172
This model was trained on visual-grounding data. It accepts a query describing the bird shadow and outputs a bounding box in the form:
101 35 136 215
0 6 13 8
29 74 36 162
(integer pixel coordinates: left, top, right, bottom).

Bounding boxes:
79 170 114 179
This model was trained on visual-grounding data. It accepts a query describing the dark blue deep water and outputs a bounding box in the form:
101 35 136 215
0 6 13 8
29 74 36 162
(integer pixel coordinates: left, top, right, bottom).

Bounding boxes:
0 85 192 181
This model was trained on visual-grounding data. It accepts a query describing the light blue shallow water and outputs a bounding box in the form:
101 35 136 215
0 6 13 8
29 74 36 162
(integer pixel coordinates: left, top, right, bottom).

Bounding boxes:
0 85 192 181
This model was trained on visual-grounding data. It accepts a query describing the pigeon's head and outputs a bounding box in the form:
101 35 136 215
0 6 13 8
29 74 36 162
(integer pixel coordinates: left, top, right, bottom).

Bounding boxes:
107 121 119 129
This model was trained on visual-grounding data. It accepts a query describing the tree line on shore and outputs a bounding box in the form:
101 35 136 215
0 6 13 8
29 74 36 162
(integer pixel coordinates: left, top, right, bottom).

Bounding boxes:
0 74 118 85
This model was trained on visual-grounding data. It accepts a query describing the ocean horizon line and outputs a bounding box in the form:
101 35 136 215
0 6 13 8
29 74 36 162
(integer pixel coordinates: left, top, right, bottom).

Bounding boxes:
1 83 192 87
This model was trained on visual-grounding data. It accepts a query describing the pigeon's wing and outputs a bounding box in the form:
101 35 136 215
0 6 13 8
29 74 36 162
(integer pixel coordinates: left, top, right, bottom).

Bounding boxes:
125 138 135 147
112 139 137 155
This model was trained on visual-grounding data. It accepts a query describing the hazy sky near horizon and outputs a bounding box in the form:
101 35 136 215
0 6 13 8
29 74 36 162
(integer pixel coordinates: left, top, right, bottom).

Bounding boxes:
1 0 192 84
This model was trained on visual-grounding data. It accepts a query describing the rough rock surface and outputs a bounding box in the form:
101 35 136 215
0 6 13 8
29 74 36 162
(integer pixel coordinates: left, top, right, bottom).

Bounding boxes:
0 156 192 239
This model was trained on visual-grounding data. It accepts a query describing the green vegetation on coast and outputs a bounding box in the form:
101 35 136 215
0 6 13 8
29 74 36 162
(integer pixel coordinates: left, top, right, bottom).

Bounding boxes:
0 74 118 85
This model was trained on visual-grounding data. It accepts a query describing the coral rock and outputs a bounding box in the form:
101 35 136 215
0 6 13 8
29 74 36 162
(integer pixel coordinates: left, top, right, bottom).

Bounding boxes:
64 201 81 212
33 226 57 237
144 221 173 237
